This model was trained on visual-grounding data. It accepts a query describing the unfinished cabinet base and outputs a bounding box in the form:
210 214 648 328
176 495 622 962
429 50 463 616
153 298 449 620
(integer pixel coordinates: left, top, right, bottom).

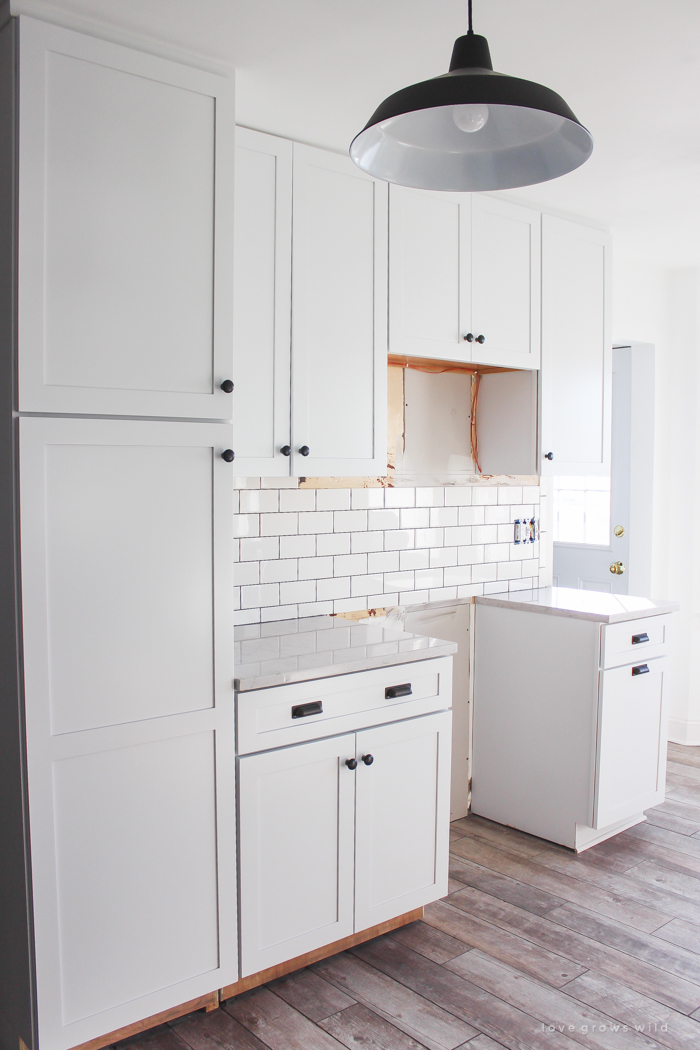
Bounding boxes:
220 907 424 1001
66 992 220 1050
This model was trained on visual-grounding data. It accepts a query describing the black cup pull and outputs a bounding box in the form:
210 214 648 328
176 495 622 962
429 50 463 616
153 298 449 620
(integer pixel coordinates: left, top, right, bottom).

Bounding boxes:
632 633 650 645
220 379 234 393
221 449 235 462
475 334 486 344
362 754 374 766
299 445 310 457
291 701 323 719
385 683 412 699
280 445 291 456
345 758 358 770
632 664 650 676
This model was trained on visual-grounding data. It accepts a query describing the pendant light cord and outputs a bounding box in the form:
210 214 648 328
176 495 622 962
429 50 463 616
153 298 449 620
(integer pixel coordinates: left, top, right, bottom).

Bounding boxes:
468 0 473 33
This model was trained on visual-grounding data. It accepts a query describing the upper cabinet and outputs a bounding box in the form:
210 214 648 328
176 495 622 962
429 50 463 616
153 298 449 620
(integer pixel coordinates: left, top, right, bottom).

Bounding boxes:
291 145 388 477
233 129 292 475
17 17 235 420
540 216 612 476
232 132 388 478
389 187 540 369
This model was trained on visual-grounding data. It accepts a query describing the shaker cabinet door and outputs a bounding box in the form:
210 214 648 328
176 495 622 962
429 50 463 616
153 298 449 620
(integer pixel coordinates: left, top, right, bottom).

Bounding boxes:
19 417 237 1050
233 128 292 475
238 734 356 977
291 144 388 477
389 185 471 363
354 711 451 931
470 196 541 369
17 17 234 419
540 215 612 475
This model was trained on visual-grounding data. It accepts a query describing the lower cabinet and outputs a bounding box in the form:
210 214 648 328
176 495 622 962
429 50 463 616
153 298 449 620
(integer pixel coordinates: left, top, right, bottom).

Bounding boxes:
238 709 451 978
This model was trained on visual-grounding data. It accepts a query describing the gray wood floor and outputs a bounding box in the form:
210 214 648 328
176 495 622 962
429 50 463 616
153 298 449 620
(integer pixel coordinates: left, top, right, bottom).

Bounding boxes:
120 742 700 1050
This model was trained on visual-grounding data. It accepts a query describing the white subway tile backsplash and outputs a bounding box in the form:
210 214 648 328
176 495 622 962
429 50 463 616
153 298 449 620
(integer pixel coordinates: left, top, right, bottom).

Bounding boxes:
280 534 315 559
334 510 368 532
317 532 351 557
351 488 385 509
233 482 540 623
484 582 507 594
351 531 384 554
240 489 278 514
316 489 351 511
279 489 316 512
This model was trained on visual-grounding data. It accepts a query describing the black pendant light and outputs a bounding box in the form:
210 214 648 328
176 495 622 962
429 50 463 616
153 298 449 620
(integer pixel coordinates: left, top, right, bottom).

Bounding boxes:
350 0 593 191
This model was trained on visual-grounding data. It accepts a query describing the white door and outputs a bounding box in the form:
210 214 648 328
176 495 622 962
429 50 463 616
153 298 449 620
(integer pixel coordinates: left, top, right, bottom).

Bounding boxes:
594 657 669 829
389 185 471 363
238 734 356 977
19 417 237 1050
17 17 234 420
233 128 292 475
354 712 451 932
540 216 612 475
470 196 541 370
291 144 388 477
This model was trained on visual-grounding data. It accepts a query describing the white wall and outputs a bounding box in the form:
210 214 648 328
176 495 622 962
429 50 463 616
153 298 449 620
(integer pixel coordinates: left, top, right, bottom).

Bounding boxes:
613 257 700 743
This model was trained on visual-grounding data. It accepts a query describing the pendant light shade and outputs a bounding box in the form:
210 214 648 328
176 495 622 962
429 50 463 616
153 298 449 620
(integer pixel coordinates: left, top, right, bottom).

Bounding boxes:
350 23 593 191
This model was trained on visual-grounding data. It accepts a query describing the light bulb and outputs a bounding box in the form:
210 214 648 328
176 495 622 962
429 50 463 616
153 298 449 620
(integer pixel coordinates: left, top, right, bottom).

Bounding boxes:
453 103 489 133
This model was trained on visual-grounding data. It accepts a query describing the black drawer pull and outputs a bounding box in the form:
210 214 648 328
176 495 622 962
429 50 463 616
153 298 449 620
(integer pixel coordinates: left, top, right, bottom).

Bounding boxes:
632 633 650 645
632 665 650 676
385 683 412 699
291 701 323 719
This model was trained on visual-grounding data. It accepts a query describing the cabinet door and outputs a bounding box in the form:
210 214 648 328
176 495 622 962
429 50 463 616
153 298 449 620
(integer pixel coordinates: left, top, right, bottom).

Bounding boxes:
17 17 234 419
354 711 451 931
233 128 292 475
389 185 471 363
471 196 541 369
594 657 669 830
238 734 356 977
291 144 388 477
540 216 612 475
19 418 237 1050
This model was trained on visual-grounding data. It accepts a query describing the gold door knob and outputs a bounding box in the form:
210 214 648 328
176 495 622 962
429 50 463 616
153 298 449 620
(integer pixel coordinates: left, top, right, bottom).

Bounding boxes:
609 561 625 575
613 525 625 538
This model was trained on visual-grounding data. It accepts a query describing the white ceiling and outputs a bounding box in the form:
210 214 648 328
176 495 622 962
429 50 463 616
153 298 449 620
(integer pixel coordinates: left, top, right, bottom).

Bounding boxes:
14 0 700 268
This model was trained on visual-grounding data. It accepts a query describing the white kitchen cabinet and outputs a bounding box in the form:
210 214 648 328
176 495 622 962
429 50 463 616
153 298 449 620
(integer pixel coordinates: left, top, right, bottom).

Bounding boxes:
389 188 540 369
233 128 292 475
291 144 388 477
540 216 612 476
18 417 238 1049
236 659 452 979
472 592 674 851
17 17 235 420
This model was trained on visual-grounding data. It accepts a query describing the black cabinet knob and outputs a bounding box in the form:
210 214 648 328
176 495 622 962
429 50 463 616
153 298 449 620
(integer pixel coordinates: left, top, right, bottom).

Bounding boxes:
221 449 235 462
544 452 554 461
280 445 291 456
463 333 474 342
361 754 374 766
220 380 234 393
476 334 486 344
299 446 310 457
345 758 358 770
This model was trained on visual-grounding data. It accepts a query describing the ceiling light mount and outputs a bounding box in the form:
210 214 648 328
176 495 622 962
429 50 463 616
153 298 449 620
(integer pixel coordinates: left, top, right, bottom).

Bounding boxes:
350 1 593 192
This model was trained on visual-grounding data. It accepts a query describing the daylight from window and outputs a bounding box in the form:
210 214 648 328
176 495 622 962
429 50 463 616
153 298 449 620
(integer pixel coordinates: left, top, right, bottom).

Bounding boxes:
553 476 611 546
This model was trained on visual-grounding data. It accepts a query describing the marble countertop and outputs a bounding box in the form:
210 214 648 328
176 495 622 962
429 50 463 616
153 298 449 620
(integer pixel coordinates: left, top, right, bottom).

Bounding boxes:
235 615 458 692
475 586 679 623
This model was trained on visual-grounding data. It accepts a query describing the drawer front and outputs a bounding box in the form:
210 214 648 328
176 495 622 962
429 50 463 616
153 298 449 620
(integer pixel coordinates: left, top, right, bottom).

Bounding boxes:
601 615 670 669
594 655 669 829
237 657 453 755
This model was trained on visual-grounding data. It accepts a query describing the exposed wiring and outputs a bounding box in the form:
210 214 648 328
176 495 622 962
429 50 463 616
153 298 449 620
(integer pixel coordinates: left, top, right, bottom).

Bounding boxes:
471 371 481 473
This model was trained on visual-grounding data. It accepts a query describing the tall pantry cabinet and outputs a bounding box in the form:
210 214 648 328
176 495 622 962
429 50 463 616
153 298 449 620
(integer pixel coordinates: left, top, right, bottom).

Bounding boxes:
0 16 237 1050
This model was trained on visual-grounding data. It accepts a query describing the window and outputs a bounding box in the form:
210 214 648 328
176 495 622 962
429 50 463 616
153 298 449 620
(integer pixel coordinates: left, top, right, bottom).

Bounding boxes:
553 476 610 545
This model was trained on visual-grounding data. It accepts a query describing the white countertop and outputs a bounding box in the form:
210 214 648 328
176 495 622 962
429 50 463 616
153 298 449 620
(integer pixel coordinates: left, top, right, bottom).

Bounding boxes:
234 615 457 692
475 586 679 623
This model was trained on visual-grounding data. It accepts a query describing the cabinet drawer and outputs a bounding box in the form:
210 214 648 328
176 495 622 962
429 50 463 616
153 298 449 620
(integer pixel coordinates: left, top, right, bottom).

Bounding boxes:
601 616 670 668
236 657 453 755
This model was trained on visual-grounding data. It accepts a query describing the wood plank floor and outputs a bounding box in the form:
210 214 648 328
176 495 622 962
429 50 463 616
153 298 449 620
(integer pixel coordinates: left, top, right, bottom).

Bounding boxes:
118 743 700 1050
